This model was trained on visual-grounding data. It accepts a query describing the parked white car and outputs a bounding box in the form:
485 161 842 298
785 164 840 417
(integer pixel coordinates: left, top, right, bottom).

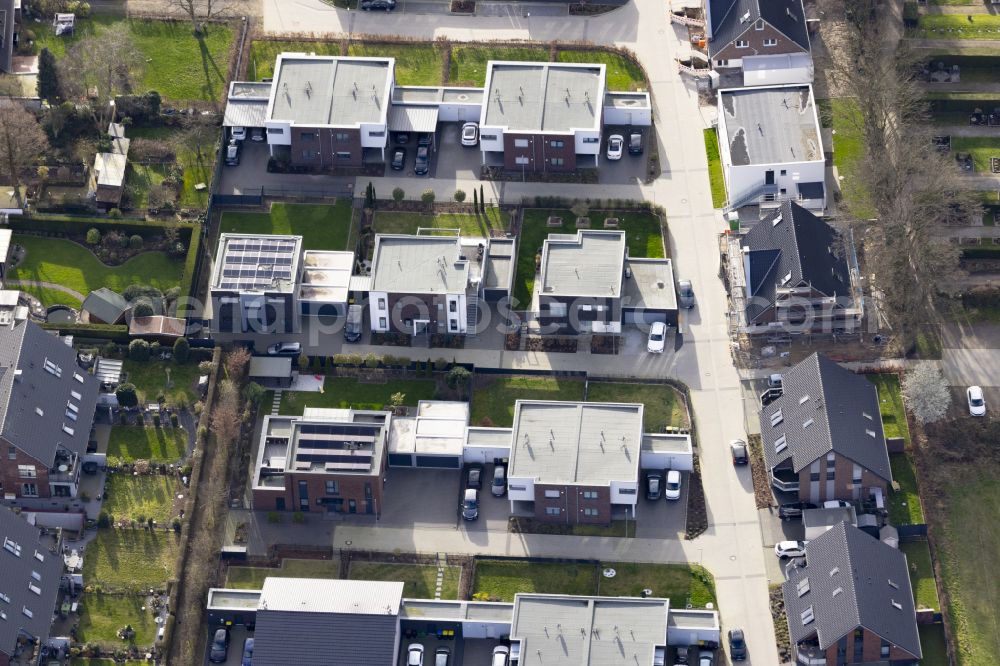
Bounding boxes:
606 134 624 161
664 470 682 501
407 643 425 666
461 122 479 147
967 385 986 417
230 126 246 142
647 321 667 353
774 540 807 558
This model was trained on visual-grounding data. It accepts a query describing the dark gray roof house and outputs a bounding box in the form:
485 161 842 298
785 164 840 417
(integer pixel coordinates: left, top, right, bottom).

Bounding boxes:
707 0 810 57
782 522 922 662
0 320 100 466
81 287 129 325
741 201 851 324
760 353 892 482
0 506 63 663
252 577 403 666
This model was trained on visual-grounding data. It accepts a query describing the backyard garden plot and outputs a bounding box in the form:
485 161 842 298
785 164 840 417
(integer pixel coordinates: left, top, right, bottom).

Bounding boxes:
914 14 1000 39
513 208 665 307
225 558 342 589
555 50 646 91
8 235 185 308
586 382 689 431
349 562 461 600
278 376 437 414
33 17 235 103
83 529 180 592
102 474 184 525
76 594 160 648
107 426 188 465
372 209 509 237
470 375 586 427
220 201 355 251
122 359 203 407
829 98 873 219
866 374 924 525
950 136 1000 173
127 126 216 210
449 46 550 86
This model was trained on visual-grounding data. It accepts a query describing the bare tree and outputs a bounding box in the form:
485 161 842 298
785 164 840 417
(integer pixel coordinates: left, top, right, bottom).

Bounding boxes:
209 379 241 443
902 362 951 424
0 102 49 207
59 25 144 126
163 0 230 33
224 346 252 384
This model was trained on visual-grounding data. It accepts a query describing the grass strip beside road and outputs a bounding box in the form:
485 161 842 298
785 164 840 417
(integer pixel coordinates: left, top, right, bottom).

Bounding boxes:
703 128 727 209
449 46 550 86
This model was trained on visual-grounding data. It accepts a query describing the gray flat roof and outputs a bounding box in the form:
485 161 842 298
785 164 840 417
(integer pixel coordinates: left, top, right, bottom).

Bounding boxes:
540 230 625 298
511 594 668 666
269 54 392 127
370 234 469 294
642 433 692 455
622 258 676 311
388 401 468 456
466 426 513 449
604 91 650 109
667 609 720 630
719 85 821 166
508 401 643 485
208 588 263 610
391 86 484 105
483 61 604 133
484 238 515 291
249 356 293 379
259 577 403 615
230 81 273 99
211 234 303 293
401 599 514 622
299 250 353 303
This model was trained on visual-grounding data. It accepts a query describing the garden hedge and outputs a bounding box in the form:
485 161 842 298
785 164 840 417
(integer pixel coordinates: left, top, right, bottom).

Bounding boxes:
39 322 130 341
962 246 1000 259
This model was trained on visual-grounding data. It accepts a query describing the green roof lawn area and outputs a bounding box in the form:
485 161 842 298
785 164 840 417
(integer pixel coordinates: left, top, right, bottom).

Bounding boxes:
513 208 664 308
586 382 689 431
278 376 436 414
449 46 550 86
226 558 341 589
703 128 727 209
122 359 203 407
107 426 189 465
33 17 234 102
83 529 180 592
470 375 585 427
350 562 461 600
102 474 183 525
8 235 184 308
372 209 509 237
76 593 160 648
220 201 355 251
556 50 646 91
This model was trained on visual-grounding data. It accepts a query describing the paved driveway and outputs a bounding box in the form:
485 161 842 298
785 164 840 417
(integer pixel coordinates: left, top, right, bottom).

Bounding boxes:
204 625 251 666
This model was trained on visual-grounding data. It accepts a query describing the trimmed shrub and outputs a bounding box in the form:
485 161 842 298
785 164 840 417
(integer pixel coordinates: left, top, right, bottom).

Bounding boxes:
128 339 150 361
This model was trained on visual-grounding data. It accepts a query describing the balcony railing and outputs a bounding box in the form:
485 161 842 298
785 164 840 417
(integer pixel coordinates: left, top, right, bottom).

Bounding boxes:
771 468 800 493
796 644 827 666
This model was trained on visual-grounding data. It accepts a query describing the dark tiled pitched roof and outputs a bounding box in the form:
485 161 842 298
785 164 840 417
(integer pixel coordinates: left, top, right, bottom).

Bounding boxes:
707 0 810 57
782 522 922 658
759 353 892 481
741 202 850 323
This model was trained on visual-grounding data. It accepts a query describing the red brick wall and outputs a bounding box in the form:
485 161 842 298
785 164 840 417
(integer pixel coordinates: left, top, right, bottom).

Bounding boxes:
253 471 383 515
503 133 577 172
533 484 611 524
795 454 888 503
0 445 51 499
289 127 363 168
818 628 919 664
712 21 808 64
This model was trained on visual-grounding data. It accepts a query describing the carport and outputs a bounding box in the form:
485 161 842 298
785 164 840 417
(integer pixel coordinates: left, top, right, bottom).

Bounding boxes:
222 82 271 137
389 104 440 139
388 401 468 468
623 257 678 326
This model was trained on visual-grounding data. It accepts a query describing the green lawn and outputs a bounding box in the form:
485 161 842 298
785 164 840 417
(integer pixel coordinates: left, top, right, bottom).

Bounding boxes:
220 201 355 251
513 208 665 307
122 359 203 408
449 46 550 86
703 128 727 209
76 593 159 648
915 14 1000 38
33 17 234 102
919 624 949 665
103 474 182 524
83 529 181 592
107 426 188 465
473 560 716 607
471 375 586 426
278 376 436 414
889 453 925 525
830 98 873 218
901 540 940 610
866 374 910 443
556 50 646 90
347 43 444 86
9 235 184 308
951 136 1000 173
226 558 341 589
372 209 509 237
248 40 343 80
586 382 688 431
473 560 595 601
350 562 461 600
127 126 215 209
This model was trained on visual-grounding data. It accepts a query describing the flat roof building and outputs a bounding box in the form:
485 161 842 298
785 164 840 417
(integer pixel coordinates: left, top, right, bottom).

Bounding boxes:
540 230 626 298
388 400 469 468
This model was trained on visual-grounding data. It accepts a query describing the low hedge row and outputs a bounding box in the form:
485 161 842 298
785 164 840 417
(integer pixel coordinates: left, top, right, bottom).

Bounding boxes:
9 214 195 240
39 322 130 341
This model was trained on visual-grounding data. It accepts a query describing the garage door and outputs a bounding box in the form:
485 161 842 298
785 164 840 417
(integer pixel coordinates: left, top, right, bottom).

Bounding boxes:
623 309 668 325
415 455 461 469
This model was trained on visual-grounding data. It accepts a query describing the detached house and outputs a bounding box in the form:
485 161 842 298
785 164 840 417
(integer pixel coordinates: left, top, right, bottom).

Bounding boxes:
0 320 99 500
726 201 862 335
706 0 812 85
782 522 922 665
760 353 891 504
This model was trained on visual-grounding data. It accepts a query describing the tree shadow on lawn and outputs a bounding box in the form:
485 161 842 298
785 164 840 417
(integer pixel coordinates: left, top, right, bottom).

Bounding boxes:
197 32 227 105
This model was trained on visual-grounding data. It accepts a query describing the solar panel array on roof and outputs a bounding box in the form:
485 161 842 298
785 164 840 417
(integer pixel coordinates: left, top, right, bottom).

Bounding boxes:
218 238 299 290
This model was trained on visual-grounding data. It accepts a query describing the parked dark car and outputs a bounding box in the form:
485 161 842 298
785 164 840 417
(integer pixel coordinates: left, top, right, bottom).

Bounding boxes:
466 464 483 489
417 133 433 147
728 628 747 661
361 0 395 9
778 502 818 521
266 341 301 356
628 131 643 155
241 637 255 666
674 645 691 664
414 146 430 175
391 147 407 171
646 471 663 500
395 132 411 144
209 628 229 663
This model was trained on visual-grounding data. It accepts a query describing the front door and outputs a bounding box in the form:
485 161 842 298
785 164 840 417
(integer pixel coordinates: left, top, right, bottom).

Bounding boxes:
275 497 285 511
765 170 775 185
348 499 357 514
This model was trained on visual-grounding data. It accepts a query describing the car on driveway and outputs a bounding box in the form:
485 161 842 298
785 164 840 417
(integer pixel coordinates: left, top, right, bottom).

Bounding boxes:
728 628 747 661
414 146 430 175
208 628 229 663
250 127 265 142
491 645 510 666
665 470 681 501
266 341 301 356
647 321 667 353
968 385 986 416
607 134 624 160
462 489 479 521
417 133 433 147
778 502 817 520
698 649 715 666
361 0 396 9
224 140 241 166
646 470 663 500
629 131 643 155
466 464 483 489
395 132 410 144
461 122 479 147
391 147 406 171
730 439 748 465
823 499 852 509
434 646 451 666
230 126 246 142
491 465 506 497
774 540 807 558
407 643 425 666
677 280 695 308
241 637 254 666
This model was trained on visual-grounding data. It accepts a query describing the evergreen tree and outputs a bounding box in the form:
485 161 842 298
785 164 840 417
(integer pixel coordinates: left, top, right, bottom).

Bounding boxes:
37 48 60 101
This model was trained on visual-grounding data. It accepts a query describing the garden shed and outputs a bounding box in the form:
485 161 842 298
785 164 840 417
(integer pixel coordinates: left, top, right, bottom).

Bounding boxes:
248 356 293 389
